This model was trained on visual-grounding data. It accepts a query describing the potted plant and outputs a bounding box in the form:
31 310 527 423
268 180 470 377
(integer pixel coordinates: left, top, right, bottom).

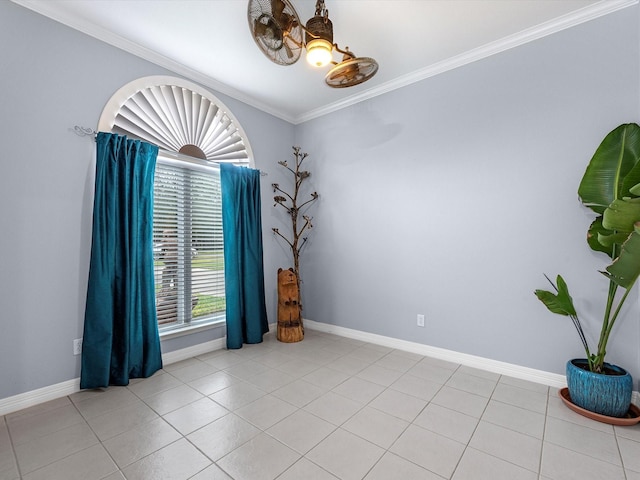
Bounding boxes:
535 123 640 418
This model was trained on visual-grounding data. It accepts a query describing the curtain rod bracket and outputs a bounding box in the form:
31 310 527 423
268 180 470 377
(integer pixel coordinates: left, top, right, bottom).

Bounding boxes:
72 125 97 138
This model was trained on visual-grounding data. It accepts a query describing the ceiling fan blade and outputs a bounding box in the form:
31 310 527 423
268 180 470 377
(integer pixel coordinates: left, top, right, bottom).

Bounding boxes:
272 0 286 23
325 57 379 88
248 0 302 66
283 39 294 58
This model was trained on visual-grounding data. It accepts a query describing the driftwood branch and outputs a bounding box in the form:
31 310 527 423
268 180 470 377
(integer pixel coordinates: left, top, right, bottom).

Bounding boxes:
272 146 319 291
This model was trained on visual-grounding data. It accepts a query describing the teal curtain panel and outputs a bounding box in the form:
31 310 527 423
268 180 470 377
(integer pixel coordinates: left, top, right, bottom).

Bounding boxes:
221 163 269 349
81 132 162 389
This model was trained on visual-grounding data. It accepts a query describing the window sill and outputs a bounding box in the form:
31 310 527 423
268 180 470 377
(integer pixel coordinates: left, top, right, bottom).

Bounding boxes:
159 318 225 340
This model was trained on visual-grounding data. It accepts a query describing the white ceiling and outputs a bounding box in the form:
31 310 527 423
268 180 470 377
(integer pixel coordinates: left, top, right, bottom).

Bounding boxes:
12 0 634 124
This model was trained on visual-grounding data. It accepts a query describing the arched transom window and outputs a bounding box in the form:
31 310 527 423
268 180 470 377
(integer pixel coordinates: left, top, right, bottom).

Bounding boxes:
99 76 252 334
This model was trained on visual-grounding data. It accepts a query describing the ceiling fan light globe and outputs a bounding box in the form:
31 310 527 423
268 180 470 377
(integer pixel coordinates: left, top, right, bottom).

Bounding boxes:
306 39 333 67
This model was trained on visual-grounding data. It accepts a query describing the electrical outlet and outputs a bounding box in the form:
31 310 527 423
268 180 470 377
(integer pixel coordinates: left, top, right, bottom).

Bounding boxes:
73 338 83 356
417 314 425 327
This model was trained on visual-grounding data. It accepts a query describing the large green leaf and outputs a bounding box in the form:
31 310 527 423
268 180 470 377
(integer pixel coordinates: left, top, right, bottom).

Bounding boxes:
586 217 616 257
578 123 640 215
602 197 640 233
602 223 640 289
534 275 577 316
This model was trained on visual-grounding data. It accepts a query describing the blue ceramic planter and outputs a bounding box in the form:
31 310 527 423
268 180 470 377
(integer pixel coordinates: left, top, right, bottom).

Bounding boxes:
566 359 633 418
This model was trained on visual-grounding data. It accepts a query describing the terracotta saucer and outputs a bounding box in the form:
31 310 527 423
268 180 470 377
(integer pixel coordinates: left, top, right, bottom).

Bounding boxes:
559 387 640 426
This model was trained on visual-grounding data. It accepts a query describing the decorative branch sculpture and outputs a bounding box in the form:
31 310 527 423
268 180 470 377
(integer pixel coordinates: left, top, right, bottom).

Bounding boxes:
272 146 319 292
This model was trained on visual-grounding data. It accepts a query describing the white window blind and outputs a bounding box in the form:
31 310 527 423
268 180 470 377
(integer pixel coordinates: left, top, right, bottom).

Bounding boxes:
153 154 225 331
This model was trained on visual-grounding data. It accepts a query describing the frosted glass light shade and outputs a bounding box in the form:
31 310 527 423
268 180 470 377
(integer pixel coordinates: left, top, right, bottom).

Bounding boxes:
306 39 333 67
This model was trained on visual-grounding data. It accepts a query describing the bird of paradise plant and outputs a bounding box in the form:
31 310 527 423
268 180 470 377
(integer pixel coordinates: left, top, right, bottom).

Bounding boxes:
535 123 640 374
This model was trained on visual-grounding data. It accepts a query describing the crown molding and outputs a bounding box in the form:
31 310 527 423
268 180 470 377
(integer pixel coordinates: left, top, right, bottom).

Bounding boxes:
10 0 639 126
295 0 638 123
10 0 298 124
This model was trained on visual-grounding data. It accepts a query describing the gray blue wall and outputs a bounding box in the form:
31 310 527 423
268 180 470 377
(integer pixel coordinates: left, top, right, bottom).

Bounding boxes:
1 0 639 401
0 1 293 400
296 6 640 384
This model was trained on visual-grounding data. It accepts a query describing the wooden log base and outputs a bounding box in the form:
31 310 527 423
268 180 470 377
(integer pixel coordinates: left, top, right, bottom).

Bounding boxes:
277 321 304 343
277 268 304 343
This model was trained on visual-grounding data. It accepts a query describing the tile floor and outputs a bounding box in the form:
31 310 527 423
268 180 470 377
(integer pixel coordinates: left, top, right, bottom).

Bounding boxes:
1 329 639 480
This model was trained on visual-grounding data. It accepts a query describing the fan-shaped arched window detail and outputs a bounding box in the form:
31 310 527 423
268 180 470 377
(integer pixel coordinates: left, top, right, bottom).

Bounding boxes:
98 76 254 335
98 75 252 165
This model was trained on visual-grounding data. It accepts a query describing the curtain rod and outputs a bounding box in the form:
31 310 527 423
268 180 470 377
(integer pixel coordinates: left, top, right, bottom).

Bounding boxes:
71 125 266 176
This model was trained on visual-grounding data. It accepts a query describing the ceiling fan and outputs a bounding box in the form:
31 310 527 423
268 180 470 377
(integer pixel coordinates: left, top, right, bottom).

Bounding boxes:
247 0 378 88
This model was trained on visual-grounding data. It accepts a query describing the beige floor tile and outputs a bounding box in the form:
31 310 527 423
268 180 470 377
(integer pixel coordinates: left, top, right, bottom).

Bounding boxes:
143 383 204 415
223 359 271 381
161 357 203 372
165 360 218 383
251 350 295 368
187 413 260 461
544 416 621 465
303 391 362 426
217 433 300 480
618 436 640 473
373 351 420 373
200 351 246 370
187 371 239 396
303 367 351 390
235 394 298 430
452 447 538 480
271 379 327 407
126 372 183 399
244 368 295 393
278 457 339 480
72 387 140 420
499 375 550 393
356 364 404 387
162 397 228 435
469 421 542 472
21 444 117 480
368 388 427 422
307 428 384 480
446 371 498 397
331 376 385 404
87 400 158 441
7 403 84 446
364 452 442 480
390 424 465 478
276 358 323 378
430 385 488 418
342 406 409 449
4 332 634 480
324 355 371 376
491 383 548 414
121 438 211 480
6 397 72 422
188 463 232 479
209 381 267 411
388 373 442 402
541 442 625 480
102 417 181 468
413 402 479 444
0 447 20 480
266 409 336 454
14 423 98 474
481 399 545 438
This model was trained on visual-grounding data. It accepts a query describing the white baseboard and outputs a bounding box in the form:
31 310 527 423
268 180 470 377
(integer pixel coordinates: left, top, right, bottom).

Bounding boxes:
161 338 226 366
0 378 81 417
0 338 226 416
2 321 636 416
304 319 568 388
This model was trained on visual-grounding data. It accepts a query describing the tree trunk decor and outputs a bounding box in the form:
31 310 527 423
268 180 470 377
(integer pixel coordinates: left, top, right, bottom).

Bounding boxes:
272 146 319 342
277 268 303 342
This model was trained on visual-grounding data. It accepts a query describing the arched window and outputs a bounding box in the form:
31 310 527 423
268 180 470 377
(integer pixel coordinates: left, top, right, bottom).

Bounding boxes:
99 76 253 334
